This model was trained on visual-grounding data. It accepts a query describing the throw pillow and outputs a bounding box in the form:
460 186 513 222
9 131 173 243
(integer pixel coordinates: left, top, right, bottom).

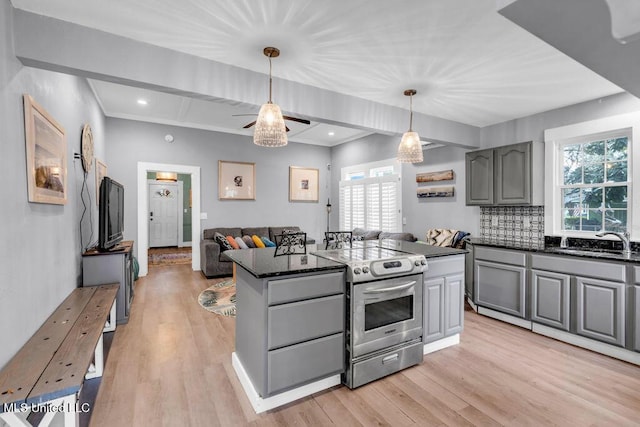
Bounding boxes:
226 235 240 249
214 232 234 252
261 236 276 247
235 236 248 249
242 235 256 248
252 235 266 248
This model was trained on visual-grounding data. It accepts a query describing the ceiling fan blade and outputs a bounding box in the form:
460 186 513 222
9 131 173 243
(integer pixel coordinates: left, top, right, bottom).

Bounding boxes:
282 115 311 125
243 120 257 129
232 114 258 117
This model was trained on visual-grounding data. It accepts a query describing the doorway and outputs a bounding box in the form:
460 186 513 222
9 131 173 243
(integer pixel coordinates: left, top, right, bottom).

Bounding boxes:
148 180 183 248
137 162 201 277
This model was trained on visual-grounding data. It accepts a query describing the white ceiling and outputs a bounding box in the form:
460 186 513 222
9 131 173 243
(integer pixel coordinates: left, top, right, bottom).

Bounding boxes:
12 0 626 145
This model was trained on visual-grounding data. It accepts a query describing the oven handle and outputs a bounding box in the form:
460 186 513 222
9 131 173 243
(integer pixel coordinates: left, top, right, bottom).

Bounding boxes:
362 281 416 294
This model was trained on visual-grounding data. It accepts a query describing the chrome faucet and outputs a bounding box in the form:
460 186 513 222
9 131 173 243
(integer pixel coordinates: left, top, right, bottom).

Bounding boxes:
595 231 632 255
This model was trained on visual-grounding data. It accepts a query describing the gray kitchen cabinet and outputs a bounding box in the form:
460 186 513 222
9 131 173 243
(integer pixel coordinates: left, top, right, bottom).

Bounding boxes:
531 269 570 331
465 149 494 205
495 142 531 205
465 141 543 206
423 255 465 344
474 247 527 318
635 285 640 352
576 276 625 347
235 268 345 397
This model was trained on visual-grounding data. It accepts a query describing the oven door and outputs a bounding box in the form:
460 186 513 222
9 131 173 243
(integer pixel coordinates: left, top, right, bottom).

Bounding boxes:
351 273 423 358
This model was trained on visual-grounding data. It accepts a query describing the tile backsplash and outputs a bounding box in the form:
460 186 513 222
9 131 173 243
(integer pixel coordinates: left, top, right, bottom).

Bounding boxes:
480 206 545 249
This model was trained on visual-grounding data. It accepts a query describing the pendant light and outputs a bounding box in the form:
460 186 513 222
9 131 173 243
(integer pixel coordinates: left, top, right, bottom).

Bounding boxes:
254 47 288 147
397 89 423 163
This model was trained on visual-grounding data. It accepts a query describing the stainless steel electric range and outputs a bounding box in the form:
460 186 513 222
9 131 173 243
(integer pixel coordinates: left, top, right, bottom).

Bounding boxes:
312 243 427 388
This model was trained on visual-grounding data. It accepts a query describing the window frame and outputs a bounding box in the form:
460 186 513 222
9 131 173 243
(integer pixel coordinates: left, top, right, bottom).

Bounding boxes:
339 158 402 232
544 112 640 240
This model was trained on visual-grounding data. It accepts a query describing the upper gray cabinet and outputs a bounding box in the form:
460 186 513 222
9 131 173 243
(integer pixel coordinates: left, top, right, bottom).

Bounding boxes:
465 141 544 206
465 149 494 205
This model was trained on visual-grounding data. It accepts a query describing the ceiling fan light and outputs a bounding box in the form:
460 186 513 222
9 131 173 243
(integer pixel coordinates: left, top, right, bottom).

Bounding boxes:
397 131 423 163
254 102 288 147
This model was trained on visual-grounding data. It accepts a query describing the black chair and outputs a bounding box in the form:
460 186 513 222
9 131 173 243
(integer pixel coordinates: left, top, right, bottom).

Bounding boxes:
274 232 307 256
324 231 353 249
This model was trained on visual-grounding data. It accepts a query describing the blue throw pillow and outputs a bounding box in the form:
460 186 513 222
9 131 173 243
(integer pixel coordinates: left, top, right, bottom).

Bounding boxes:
261 236 276 247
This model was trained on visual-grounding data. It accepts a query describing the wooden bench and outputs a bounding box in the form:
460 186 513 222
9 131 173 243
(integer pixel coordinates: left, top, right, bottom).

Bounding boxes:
0 284 118 427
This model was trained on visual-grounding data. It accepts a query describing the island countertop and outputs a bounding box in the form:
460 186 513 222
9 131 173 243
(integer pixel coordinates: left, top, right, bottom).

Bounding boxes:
222 240 467 278
222 244 345 278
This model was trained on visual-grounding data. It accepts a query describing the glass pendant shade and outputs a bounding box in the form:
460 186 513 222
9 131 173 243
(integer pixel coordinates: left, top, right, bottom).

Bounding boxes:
397 131 423 163
254 102 288 147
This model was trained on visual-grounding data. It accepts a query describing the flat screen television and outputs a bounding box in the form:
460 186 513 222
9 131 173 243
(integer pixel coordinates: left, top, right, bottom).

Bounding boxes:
98 176 124 251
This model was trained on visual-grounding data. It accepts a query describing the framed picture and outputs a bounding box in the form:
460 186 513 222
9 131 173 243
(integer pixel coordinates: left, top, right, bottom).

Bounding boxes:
417 186 455 198
95 159 107 205
219 160 255 200
416 169 454 183
289 166 319 202
23 94 67 205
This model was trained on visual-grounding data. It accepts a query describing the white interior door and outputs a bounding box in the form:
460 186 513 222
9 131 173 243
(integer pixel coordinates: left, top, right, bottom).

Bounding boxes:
149 181 179 247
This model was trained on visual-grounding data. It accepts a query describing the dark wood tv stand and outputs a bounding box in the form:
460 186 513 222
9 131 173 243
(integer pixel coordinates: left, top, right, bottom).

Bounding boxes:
83 240 134 324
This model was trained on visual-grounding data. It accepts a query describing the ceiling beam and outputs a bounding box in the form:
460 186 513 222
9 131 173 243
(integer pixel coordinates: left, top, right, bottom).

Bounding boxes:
12 8 480 149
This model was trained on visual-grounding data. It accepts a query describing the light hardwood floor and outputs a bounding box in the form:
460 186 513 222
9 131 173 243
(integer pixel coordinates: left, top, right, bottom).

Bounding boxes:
90 264 640 426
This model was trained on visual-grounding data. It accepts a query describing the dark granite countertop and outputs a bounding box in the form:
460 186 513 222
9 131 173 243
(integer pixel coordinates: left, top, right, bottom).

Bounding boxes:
375 240 468 258
467 238 545 252
222 240 469 278
222 244 346 278
468 238 640 264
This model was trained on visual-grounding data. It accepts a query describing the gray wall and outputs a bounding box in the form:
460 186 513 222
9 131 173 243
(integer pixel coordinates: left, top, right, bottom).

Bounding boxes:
329 134 480 240
330 92 640 242
481 92 640 147
0 0 106 368
105 118 332 244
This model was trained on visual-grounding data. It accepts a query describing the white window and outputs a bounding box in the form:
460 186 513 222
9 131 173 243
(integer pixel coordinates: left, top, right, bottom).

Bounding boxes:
339 159 401 232
544 112 640 239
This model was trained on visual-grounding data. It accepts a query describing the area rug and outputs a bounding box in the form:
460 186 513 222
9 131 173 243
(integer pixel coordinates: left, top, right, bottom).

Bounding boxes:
148 247 192 266
198 280 236 317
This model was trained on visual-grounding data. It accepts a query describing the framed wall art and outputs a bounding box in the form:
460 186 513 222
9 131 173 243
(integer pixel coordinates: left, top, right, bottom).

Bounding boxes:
289 166 319 202
23 94 67 205
417 186 455 198
95 159 107 205
416 169 454 183
219 160 255 200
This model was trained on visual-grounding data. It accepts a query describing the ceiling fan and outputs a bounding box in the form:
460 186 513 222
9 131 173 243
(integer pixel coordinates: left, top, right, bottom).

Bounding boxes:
234 47 310 133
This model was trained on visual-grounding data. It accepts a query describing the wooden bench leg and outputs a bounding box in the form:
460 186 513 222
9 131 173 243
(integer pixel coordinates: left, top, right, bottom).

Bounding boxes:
0 394 79 427
103 299 116 333
84 334 104 380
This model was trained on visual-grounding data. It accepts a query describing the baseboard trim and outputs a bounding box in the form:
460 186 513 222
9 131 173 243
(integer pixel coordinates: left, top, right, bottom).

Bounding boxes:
532 323 640 366
466 297 478 312
231 352 341 414
478 306 532 330
423 334 460 355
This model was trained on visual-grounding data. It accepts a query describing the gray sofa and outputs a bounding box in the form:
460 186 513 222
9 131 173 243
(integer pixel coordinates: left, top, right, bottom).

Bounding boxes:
200 226 313 278
352 228 418 242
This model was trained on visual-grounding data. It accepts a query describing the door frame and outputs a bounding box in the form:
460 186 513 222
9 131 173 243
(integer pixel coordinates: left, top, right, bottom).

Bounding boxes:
147 179 184 248
137 162 201 277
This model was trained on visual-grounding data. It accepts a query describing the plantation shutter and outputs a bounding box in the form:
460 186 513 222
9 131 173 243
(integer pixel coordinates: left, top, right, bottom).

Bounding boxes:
339 175 400 232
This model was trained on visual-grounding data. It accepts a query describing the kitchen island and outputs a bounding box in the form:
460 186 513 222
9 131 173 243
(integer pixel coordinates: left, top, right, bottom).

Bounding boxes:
224 241 467 413
223 245 346 413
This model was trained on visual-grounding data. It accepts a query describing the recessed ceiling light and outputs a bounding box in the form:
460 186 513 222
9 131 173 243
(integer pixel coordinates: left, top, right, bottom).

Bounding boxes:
328 131 335 136
137 99 148 105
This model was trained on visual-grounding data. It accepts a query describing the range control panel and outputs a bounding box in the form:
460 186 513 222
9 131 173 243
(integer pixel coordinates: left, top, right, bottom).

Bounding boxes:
349 254 427 283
